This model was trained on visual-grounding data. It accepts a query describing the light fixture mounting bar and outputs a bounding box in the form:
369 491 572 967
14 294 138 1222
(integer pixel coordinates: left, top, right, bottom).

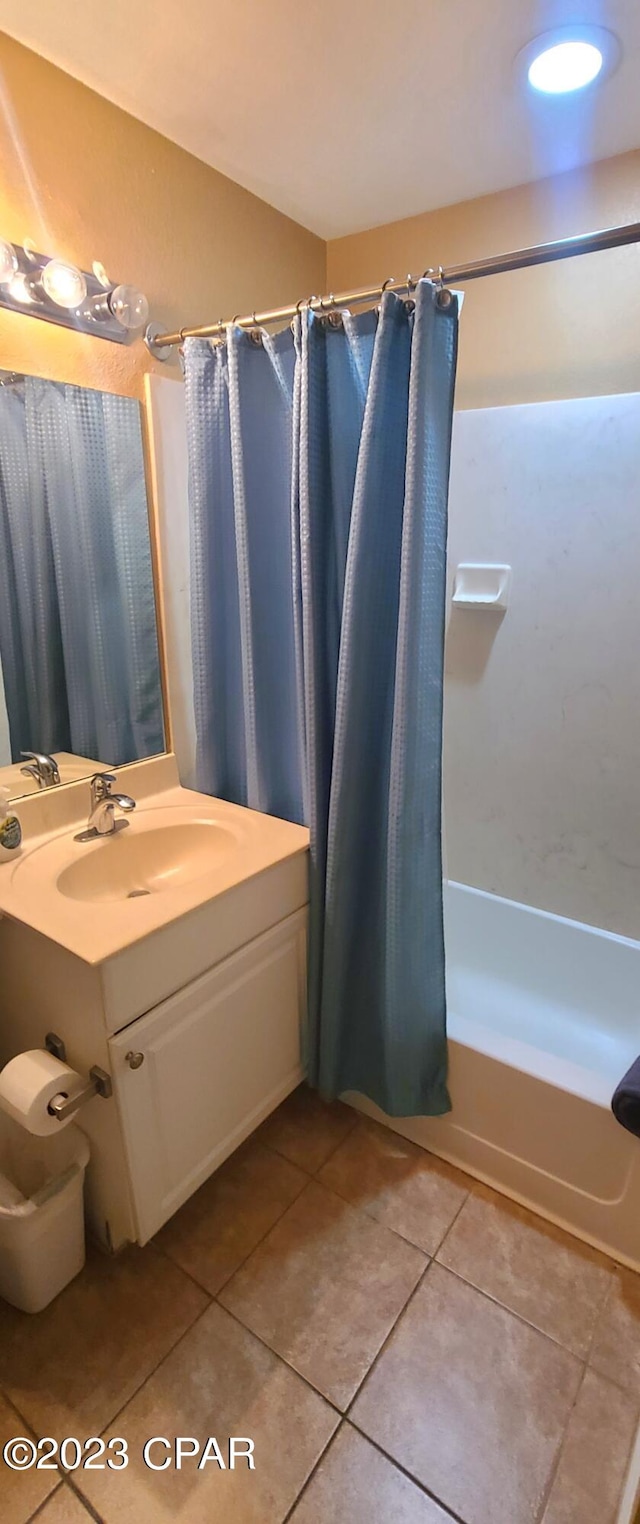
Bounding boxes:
0 243 129 344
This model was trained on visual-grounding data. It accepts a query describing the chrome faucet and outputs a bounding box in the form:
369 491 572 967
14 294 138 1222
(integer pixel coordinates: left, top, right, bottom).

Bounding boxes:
20 751 61 788
75 772 137 842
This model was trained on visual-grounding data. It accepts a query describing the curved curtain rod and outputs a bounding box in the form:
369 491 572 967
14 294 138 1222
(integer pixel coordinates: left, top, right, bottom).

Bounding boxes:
146 220 640 354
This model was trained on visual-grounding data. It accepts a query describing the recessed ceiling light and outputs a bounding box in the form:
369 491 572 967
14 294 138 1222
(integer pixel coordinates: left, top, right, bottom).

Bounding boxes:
518 26 621 96
529 40 602 93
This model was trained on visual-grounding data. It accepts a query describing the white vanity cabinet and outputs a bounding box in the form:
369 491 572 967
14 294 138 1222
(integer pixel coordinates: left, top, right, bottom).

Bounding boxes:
109 909 307 1242
0 757 310 1252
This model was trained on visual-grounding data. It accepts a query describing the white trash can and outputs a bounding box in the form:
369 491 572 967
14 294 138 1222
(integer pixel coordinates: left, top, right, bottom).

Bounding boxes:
0 1111 90 1313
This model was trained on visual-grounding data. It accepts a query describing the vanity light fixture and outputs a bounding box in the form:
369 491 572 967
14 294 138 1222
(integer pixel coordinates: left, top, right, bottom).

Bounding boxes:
7 274 34 305
0 238 150 344
89 282 150 332
0 238 18 286
39 258 88 310
520 26 621 95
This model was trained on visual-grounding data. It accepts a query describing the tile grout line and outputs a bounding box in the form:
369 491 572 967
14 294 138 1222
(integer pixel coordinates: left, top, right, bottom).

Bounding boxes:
65 1473 106 1523
427 1258 600 1365
0 1391 82 1508
341 1250 594 1524
258 1094 360 1179
213 1181 433 1414
279 1415 468 1524
49 1279 219 1465
345 1420 470 1524
158 1191 638 1405
533 1360 590 1524
213 1296 346 1415
24 1475 105 1524
425 1180 472 1260
310 1133 474 1258
25 1482 66 1524
582 1265 618 1377
152 1097 362 1302
280 1420 347 1524
153 1155 310 1300
308 1105 360 1174
343 1254 435 1416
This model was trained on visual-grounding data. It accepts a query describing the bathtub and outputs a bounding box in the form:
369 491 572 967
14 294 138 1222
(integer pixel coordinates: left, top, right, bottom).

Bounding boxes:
353 882 640 1269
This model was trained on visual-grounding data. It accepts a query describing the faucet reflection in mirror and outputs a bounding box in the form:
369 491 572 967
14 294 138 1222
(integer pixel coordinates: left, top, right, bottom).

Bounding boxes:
0 371 165 797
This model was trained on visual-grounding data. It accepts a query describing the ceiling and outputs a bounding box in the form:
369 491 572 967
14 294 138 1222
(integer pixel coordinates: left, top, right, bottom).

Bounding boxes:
1 0 640 238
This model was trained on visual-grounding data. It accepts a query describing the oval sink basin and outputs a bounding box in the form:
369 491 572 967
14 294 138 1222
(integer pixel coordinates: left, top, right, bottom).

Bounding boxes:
57 821 238 903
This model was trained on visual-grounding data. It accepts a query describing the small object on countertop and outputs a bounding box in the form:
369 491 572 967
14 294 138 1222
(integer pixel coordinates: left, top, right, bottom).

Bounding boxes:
611 1057 640 1137
0 786 21 860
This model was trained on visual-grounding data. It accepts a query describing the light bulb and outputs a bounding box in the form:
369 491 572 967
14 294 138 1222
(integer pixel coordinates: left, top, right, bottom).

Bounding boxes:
528 40 603 93
0 239 18 286
8 273 34 305
41 259 87 309
108 283 149 331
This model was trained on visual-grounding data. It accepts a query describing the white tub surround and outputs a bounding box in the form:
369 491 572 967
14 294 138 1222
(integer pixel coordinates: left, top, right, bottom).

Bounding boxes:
445 393 640 941
0 754 309 1249
350 882 640 1270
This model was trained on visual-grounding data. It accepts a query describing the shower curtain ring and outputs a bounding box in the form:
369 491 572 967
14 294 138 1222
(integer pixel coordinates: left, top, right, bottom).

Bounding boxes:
291 295 306 333
292 295 315 332
249 311 263 345
377 276 395 314
404 273 416 313
430 265 454 308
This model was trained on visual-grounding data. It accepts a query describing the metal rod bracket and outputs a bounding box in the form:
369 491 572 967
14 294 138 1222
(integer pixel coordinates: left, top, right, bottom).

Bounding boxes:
44 1036 113 1122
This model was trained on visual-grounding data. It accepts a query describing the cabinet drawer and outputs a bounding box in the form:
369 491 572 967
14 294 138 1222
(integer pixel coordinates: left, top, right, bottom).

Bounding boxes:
109 909 307 1242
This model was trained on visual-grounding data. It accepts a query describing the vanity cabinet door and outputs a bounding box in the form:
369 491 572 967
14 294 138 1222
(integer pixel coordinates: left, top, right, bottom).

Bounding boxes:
108 909 307 1243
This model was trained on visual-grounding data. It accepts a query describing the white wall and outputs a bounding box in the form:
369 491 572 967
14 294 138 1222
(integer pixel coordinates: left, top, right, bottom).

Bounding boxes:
444 393 640 940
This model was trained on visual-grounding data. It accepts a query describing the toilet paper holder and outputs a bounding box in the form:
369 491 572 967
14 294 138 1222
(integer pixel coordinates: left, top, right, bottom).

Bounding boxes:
45 1032 112 1122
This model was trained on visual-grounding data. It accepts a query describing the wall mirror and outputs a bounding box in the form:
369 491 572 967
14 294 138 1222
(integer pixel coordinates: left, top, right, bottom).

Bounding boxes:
0 369 166 800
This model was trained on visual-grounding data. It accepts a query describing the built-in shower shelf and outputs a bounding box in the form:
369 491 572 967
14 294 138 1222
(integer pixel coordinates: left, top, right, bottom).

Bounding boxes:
452 563 511 610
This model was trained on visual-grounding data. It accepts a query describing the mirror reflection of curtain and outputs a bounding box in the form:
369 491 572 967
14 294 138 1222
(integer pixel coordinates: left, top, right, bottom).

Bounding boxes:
0 378 164 766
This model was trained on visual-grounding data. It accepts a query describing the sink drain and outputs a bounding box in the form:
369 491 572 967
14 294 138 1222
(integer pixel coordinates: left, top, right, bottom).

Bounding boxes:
127 887 151 898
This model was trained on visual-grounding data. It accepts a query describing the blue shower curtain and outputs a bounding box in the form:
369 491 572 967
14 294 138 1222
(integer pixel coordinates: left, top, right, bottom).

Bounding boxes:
0 377 164 766
186 280 458 1116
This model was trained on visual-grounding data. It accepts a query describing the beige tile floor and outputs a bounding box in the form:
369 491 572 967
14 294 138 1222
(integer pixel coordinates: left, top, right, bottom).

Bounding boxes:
1 1085 639 1524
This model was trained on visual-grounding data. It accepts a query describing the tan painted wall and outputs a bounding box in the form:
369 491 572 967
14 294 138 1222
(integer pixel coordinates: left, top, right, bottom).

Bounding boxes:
327 153 640 408
0 32 325 399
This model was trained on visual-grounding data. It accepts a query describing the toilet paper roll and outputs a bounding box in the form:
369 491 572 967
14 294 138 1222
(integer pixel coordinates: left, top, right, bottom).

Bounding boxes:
0 1050 83 1136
